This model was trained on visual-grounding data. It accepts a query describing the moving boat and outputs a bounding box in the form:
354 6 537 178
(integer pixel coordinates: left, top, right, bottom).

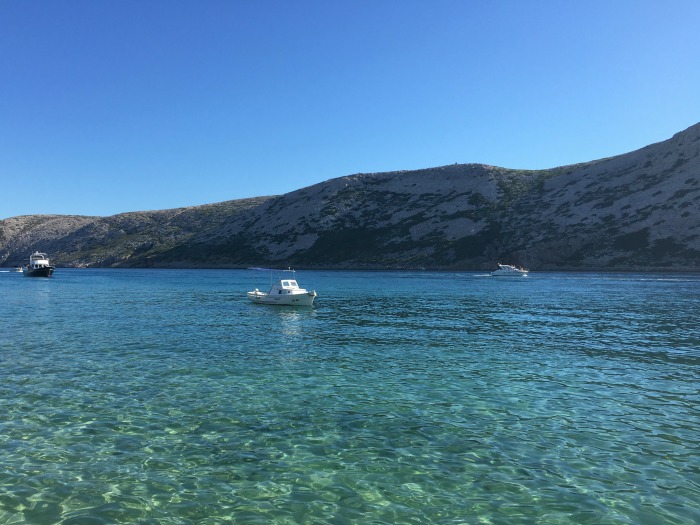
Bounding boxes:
247 269 317 306
24 251 55 277
491 263 528 276
11 266 23 273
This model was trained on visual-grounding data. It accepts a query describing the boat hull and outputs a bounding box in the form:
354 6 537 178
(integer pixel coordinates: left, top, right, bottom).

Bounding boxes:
24 266 55 277
247 291 316 306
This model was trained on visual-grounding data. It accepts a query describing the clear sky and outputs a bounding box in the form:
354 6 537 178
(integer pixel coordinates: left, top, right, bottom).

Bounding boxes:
2 0 699 219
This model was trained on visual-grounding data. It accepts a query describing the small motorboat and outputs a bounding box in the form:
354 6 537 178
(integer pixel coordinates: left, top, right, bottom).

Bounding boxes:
491 263 528 276
247 268 317 306
11 266 24 273
24 251 55 277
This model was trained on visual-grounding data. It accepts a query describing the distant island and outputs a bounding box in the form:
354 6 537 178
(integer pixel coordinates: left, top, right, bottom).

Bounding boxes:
2 123 699 271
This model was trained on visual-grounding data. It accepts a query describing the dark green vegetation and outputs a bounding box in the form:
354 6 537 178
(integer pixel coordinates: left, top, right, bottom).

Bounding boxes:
2 123 699 271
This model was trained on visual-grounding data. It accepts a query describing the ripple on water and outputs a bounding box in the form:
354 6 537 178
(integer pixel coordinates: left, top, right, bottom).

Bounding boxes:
0 269 698 523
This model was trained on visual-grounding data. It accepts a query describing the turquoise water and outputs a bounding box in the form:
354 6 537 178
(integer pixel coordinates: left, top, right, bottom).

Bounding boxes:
1 269 699 524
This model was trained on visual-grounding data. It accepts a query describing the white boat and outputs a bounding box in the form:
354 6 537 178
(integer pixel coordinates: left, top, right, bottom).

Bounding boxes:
11 266 24 273
491 263 528 276
247 269 317 306
25 251 55 277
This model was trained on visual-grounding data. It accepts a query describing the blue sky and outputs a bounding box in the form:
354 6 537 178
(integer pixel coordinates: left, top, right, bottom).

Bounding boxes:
2 1 699 219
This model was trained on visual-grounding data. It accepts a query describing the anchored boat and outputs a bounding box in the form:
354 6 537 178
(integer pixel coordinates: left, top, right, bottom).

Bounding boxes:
24 251 55 277
247 268 317 306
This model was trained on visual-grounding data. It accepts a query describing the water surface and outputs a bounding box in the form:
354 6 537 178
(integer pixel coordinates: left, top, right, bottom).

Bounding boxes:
1 269 698 524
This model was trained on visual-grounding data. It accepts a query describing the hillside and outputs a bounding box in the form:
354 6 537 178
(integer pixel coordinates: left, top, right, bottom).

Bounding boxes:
2 123 699 271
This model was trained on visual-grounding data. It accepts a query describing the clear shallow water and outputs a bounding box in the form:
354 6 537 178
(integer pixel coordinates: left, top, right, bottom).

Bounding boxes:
1 269 698 524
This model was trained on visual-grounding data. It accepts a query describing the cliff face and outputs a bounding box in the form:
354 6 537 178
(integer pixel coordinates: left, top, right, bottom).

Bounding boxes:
2 123 699 271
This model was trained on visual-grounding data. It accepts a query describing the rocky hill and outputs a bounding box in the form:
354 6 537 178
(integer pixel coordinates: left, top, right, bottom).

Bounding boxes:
2 123 699 271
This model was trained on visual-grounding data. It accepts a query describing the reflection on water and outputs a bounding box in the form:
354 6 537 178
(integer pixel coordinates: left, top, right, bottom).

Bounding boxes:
278 308 304 338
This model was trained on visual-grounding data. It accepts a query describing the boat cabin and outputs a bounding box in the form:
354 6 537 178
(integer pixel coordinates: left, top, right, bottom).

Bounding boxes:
270 279 301 294
29 252 51 268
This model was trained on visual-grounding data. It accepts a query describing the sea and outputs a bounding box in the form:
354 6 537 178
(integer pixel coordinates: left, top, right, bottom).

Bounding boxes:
0 268 698 525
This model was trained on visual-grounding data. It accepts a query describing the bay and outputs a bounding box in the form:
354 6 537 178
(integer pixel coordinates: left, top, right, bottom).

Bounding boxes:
1 269 699 524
